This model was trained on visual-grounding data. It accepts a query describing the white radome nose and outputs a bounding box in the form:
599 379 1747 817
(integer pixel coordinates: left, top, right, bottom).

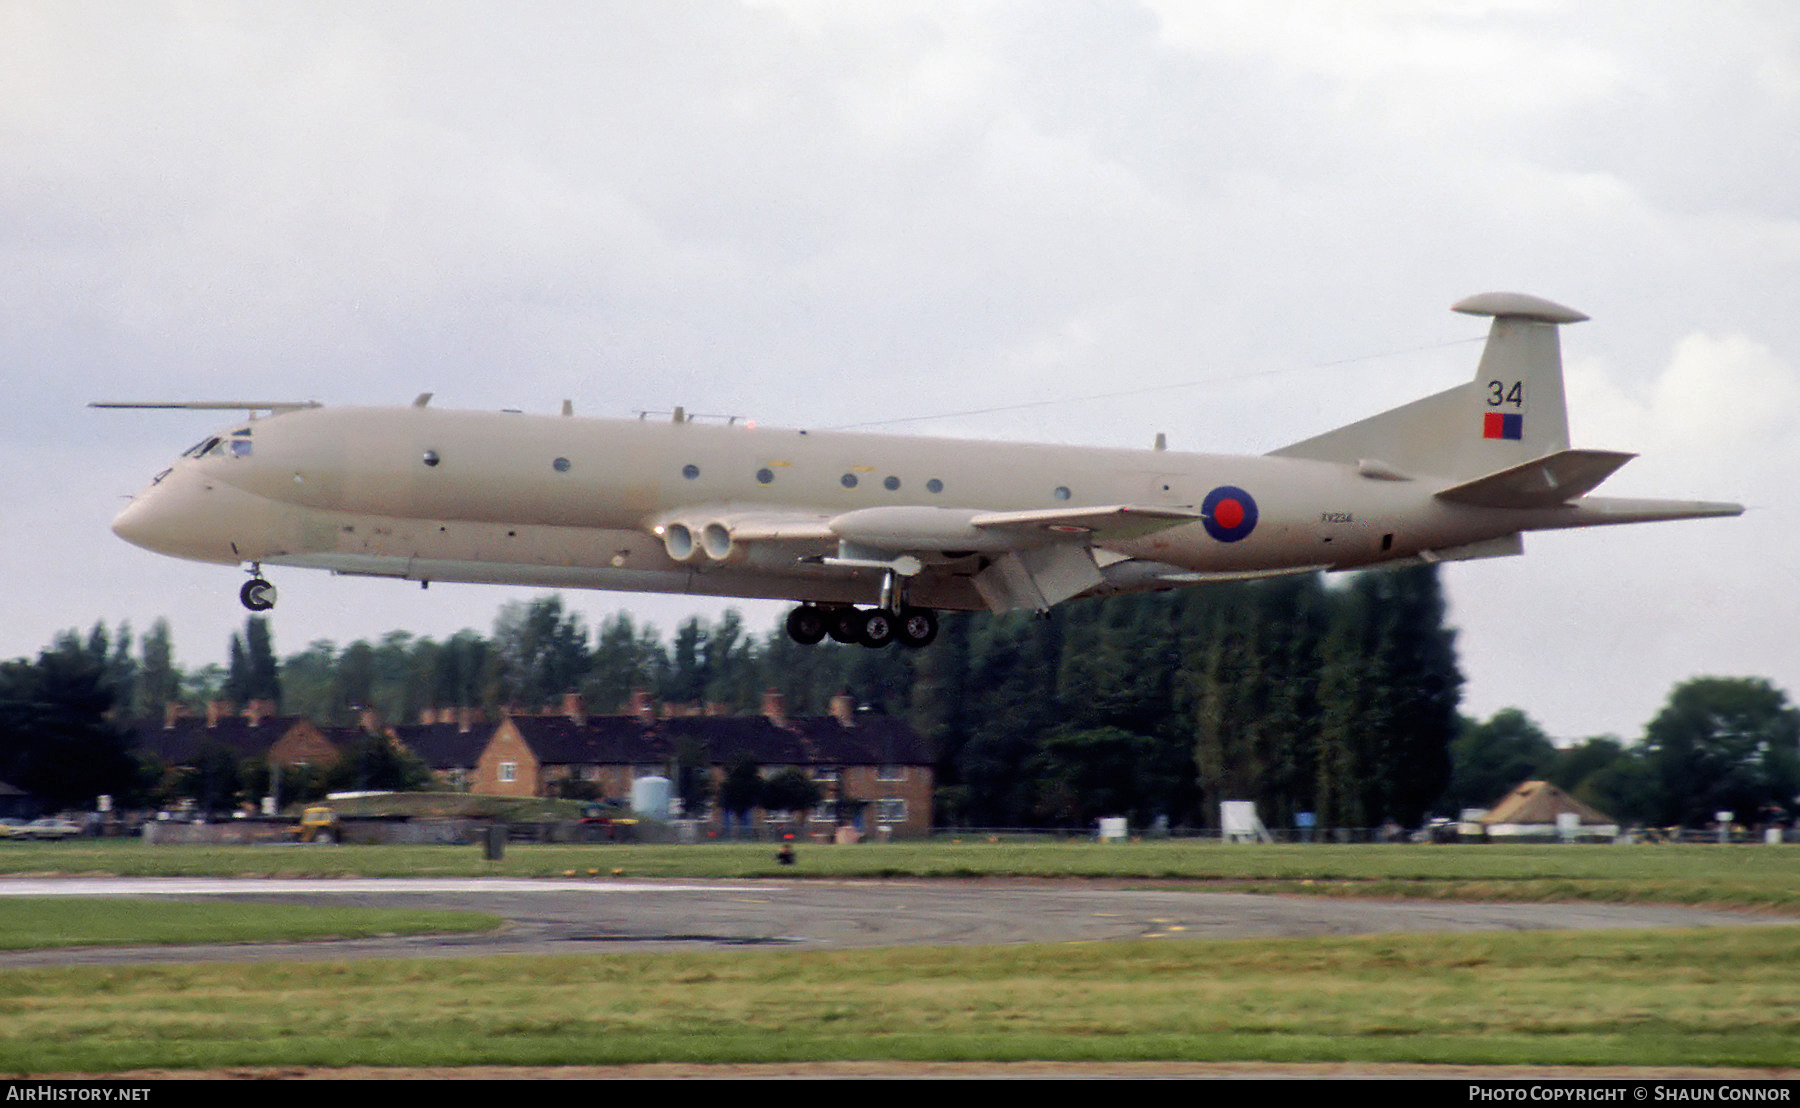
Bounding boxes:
110 492 164 553
107 470 246 565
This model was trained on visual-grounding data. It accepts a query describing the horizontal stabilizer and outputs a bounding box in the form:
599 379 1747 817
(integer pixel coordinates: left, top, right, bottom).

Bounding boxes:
1435 449 1636 509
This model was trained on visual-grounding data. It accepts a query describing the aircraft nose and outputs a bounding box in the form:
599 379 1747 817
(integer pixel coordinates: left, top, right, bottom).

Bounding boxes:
110 484 172 554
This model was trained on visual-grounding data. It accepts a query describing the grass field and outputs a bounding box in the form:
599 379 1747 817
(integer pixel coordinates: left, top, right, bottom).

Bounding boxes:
0 898 502 950
6 928 1799 1073
3 840 1796 1074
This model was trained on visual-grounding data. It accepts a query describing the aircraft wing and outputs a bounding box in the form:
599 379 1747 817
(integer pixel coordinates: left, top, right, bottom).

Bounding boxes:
1434 449 1637 509
827 504 1200 614
675 503 1203 614
707 503 1200 551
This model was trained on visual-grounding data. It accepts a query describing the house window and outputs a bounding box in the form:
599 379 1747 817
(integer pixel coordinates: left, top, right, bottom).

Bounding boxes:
813 768 839 783
877 765 904 782
499 761 517 783
876 799 907 823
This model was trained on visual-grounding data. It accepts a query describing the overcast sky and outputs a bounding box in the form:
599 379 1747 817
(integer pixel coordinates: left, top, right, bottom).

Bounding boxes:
3 1 1794 742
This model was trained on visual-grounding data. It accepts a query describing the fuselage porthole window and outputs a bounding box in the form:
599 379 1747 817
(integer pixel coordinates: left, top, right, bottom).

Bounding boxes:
422 450 440 468
926 478 944 494
553 457 571 473
682 464 700 480
756 467 775 485
884 476 900 491
1053 485 1071 501
841 473 858 489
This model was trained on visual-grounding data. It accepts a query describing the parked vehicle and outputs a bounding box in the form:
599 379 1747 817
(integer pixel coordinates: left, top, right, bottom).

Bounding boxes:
292 806 338 843
22 818 81 840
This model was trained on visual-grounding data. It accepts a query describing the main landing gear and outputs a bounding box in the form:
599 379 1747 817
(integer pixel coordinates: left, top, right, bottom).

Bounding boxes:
239 565 277 612
787 562 938 648
785 604 938 649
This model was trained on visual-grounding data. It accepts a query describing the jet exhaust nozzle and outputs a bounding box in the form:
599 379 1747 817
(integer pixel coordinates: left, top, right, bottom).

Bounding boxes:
661 522 698 563
701 522 738 562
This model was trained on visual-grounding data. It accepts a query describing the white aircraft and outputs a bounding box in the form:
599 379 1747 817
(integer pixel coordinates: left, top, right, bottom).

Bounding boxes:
97 293 1740 649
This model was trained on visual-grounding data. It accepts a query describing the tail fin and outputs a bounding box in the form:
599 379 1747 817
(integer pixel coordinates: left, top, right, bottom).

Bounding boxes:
1269 292 1586 483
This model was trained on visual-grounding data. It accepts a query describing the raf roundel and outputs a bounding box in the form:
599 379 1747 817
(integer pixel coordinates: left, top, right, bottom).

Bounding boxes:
1201 485 1258 543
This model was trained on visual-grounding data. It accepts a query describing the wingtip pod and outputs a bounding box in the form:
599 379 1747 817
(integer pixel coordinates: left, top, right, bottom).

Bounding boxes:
1452 292 1589 325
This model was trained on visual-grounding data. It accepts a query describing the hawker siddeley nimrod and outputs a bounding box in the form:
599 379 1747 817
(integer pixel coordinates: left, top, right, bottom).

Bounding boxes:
96 293 1741 650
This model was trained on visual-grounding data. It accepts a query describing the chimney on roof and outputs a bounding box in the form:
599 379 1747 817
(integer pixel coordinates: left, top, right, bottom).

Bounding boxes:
562 692 587 726
244 699 277 728
761 690 786 727
628 689 655 723
829 694 855 726
163 701 190 730
206 700 234 728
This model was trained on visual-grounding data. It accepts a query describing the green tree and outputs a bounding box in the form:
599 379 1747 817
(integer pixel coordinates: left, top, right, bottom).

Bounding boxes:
718 754 763 837
223 617 281 707
760 768 823 818
325 733 433 794
1442 708 1556 813
1353 567 1461 827
492 596 590 710
671 736 715 817
1027 726 1165 827
134 619 182 719
1641 677 1800 827
0 641 137 809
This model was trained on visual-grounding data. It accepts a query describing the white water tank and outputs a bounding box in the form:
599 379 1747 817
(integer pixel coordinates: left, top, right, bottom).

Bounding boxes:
631 776 672 820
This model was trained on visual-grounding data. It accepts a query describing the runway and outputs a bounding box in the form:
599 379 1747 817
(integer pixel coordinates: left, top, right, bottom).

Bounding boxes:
0 876 1781 966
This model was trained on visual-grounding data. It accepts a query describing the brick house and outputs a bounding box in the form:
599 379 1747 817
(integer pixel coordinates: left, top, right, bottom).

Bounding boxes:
131 699 349 776
389 708 492 792
458 692 934 837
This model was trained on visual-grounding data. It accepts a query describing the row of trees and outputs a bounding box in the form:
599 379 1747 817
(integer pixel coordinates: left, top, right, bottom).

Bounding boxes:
11 566 1795 830
42 570 1463 829
1449 680 1800 828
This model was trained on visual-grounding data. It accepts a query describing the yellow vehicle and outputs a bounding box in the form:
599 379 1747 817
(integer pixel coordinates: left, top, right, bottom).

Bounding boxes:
294 806 338 843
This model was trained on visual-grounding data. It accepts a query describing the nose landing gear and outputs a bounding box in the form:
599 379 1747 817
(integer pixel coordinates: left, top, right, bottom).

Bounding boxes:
239 566 277 612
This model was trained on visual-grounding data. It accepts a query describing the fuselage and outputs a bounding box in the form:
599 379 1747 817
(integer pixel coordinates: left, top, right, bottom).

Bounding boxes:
108 403 1620 612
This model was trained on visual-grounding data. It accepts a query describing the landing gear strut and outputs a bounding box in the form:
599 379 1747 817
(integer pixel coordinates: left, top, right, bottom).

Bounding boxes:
239 565 277 612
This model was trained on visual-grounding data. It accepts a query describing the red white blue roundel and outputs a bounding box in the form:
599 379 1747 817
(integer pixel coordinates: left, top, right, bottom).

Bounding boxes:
1202 486 1258 543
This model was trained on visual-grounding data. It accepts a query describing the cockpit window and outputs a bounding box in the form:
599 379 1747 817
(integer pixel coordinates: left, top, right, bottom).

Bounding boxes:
179 428 252 461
